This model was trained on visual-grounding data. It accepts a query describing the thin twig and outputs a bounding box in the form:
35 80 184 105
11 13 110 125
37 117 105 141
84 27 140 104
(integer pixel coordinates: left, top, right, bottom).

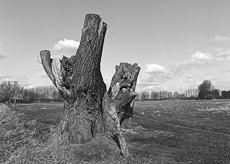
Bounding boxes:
108 28 113 34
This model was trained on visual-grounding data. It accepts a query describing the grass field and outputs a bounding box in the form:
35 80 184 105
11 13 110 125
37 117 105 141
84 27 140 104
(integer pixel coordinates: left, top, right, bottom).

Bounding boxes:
131 100 230 164
0 100 230 164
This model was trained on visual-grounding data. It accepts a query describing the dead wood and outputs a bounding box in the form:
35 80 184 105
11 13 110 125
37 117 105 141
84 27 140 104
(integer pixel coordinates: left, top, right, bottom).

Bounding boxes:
40 13 140 156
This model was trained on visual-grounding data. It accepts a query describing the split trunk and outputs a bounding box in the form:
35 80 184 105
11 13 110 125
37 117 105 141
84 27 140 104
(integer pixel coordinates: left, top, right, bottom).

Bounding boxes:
40 13 140 156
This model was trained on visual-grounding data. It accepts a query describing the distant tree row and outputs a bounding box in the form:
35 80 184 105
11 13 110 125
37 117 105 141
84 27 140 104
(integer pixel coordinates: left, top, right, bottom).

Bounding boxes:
21 86 63 102
1 80 228 105
221 90 230 99
0 81 63 107
136 80 228 101
135 90 197 101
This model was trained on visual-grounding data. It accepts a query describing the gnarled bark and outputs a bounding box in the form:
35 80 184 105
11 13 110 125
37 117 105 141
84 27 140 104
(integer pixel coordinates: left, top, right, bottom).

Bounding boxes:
102 63 140 156
40 13 140 156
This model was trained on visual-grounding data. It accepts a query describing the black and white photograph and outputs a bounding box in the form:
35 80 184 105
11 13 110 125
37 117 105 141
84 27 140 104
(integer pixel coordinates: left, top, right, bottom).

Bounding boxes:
0 1 230 163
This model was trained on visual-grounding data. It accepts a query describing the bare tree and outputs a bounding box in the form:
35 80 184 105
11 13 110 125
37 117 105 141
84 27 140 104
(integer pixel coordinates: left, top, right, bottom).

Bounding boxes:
40 14 140 156
0 81 20 109
141 91 150 101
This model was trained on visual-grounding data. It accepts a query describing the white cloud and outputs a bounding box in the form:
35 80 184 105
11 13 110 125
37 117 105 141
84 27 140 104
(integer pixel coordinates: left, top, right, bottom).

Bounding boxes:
191 52 212 61
138 48 230 91
138 63 172 91
0 74 32 87
211 35 230 42
144 63 166 73
215 49 230 60
185 78 194 83
142 85 168 91
53 39 79 58
171 49 230 74
142 63 169 83
182 71 230 91
210 47 224 53
205 48 230 61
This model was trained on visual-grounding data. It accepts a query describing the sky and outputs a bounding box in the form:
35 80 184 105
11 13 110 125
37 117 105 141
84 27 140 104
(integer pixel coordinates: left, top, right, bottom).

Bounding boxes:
0 0 230 93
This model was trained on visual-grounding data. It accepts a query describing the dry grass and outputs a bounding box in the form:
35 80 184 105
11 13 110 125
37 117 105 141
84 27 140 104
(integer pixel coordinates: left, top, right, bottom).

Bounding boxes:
0 104 155 164
1 100 230 163
132 100 230 164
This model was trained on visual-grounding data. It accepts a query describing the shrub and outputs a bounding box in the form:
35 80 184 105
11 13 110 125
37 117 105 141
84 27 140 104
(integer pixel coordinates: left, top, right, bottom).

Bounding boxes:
204 94 214 100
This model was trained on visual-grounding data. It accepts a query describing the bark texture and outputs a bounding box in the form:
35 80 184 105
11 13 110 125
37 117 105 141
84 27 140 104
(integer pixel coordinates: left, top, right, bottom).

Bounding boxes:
40 13 140 156
102 63 140 156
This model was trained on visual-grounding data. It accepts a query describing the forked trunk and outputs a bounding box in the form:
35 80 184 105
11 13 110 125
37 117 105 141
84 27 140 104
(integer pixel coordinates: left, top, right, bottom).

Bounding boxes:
40 13 140 156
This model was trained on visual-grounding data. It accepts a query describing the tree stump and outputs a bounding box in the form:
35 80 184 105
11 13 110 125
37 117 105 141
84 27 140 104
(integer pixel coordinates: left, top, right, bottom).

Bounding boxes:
40 13 140 157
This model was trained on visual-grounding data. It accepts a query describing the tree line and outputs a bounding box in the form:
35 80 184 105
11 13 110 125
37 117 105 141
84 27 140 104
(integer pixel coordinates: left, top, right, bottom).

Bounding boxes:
1 80 229 105
0 81 63 107
136 80 229 101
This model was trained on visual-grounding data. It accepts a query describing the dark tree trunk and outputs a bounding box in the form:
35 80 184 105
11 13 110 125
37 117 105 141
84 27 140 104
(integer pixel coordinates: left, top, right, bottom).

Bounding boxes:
13 98 16 110
40 13 140 156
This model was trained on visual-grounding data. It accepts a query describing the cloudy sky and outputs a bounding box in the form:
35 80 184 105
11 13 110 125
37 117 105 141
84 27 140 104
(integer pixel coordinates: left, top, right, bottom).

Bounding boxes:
0 0 230 93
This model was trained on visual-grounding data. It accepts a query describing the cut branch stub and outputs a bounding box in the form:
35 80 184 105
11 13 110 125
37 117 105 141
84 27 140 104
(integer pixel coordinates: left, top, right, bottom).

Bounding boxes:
110 63 140 97
40 50 73 102
109 63 140 121
40 50 55 84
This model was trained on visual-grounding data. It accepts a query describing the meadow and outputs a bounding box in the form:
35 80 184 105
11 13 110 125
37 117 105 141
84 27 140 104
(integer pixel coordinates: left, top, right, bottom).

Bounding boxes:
0 100 230 164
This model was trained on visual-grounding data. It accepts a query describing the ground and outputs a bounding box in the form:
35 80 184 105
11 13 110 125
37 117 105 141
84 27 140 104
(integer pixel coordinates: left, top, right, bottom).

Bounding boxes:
0 100 230 164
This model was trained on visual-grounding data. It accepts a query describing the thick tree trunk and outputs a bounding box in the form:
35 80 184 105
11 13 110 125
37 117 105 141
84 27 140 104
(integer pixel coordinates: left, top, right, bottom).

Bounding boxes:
40 13 140 156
